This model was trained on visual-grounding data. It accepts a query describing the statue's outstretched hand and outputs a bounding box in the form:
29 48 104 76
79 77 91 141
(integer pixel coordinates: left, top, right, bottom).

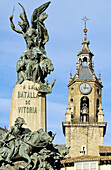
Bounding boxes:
10 15 13 21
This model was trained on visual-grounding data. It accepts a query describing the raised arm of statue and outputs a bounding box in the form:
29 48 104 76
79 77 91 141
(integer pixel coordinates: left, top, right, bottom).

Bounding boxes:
10 15 23 34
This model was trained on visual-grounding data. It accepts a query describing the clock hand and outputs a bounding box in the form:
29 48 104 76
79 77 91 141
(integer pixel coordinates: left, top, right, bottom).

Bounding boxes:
83 84 86 89
83 86 89 90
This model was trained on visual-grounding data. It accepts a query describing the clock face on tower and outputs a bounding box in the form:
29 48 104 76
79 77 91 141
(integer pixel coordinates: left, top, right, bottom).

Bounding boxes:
79 82 92 95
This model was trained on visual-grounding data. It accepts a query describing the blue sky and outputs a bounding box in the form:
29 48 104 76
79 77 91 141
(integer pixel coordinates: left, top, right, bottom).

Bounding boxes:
0 0 111 145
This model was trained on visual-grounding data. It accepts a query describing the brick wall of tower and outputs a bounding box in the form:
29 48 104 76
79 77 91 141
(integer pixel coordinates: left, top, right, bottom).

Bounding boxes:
65 124 105 157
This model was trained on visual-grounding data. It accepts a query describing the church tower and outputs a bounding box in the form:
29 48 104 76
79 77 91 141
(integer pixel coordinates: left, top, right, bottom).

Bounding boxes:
62 20 107 157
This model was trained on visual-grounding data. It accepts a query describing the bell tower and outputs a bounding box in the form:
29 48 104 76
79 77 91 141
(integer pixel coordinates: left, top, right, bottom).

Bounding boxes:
62 19 107 157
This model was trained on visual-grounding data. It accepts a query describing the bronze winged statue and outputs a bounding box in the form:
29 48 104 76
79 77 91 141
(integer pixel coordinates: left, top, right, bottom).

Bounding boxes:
9 2 55 91
10 2 50 52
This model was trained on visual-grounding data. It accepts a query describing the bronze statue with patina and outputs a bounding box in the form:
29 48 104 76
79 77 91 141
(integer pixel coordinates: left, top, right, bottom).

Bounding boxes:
10 2 50 52
0 117 27 163
9 2 55 93
0 117 69 169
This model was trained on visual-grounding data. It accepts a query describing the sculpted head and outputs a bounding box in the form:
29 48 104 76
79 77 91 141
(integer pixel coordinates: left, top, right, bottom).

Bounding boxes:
18 21 28 32
14 117 26 128
40 58 54 75
46 59 54 74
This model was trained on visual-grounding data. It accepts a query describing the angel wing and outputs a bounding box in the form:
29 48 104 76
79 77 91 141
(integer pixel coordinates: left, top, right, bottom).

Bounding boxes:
18 3 29 28
31 1 51 29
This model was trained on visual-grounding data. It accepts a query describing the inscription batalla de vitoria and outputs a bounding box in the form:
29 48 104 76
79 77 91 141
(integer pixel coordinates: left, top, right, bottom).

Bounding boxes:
17 85 38 114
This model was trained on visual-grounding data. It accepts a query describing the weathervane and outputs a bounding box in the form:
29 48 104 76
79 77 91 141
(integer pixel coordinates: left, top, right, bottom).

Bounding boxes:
81 16 89 33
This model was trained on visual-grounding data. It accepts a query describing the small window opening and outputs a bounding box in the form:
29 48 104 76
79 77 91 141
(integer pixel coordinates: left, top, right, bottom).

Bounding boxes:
97 89 99 97
83 57 87 66
70 98 73 102
80 145 86 155
96 99 99 122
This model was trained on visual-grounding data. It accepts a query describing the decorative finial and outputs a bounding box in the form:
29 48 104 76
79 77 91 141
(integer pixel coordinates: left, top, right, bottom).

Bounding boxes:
81 16 89 34
70 69 72 79
99 70 101 80
70 73 72 79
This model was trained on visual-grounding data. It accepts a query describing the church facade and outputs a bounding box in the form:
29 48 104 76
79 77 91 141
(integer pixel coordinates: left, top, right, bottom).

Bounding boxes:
61 27 111 170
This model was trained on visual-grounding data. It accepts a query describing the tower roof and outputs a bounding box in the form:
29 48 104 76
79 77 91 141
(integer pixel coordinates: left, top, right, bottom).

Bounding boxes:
78 66 92 80
68 66 95 87
77 32 94 56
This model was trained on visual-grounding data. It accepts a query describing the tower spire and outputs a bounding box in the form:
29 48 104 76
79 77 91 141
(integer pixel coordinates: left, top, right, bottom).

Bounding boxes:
76 16 94 71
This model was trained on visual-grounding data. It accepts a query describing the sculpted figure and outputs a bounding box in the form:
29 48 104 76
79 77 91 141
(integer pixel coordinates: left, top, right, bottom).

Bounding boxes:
10 2 50 51
16 48 43 84
9 2 55 89
0 117 68 169
0 117 26 163
16 47 54 84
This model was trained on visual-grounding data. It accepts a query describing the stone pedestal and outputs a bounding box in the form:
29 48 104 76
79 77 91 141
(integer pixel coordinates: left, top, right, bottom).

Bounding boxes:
9 80 47 132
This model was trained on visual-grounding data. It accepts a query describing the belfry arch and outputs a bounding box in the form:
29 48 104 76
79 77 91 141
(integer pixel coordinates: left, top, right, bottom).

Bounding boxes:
80 96 89 122
96 99 99 122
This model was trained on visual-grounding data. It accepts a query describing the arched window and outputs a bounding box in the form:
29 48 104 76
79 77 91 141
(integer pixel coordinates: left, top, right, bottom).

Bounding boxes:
97 89 99 95
80 96 89 122
83 57 87 66
79 58 82 66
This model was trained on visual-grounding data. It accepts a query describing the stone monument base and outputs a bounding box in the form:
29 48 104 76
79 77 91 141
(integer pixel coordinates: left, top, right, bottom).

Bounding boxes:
9 80 46 132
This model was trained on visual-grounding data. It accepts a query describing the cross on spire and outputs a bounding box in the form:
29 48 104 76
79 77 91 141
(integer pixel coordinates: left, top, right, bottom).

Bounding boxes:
81 16 89 30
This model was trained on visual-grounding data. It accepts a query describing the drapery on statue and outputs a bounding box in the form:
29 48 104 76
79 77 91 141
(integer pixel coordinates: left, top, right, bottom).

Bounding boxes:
0 117 69 169
9 2 55 92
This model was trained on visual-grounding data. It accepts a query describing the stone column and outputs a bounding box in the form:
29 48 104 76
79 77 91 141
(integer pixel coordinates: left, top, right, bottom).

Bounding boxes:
9 80 47 132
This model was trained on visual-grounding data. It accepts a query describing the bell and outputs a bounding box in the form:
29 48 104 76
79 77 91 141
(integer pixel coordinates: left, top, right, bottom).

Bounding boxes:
82 107 87 114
